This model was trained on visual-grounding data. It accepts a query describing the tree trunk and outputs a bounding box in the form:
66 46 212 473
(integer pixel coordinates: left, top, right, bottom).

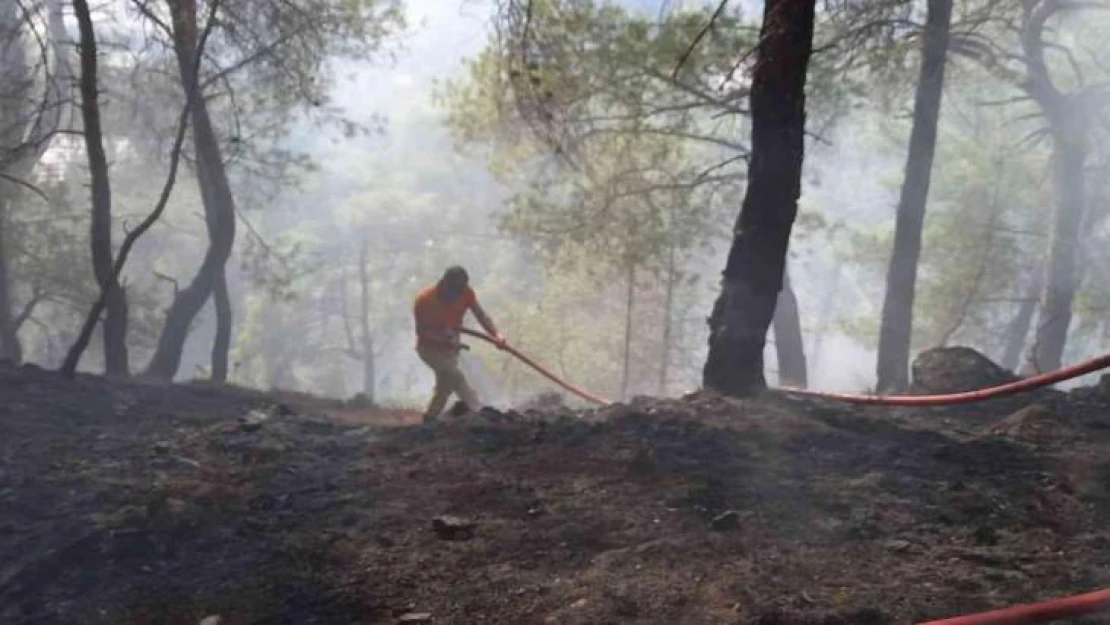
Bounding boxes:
74 0 130 377
702 0 815 397
198 143 232 384
1000 273 1041 372
357 237 375 402
1017 2 1086 374
620 262 635 400
362 348 376 400
773 269 807 387
210 267 231 382
0 0 21 362
1029 130 1084 372
144 0 237 380
0 199 20 362
658 243 676 395
874 0 953 393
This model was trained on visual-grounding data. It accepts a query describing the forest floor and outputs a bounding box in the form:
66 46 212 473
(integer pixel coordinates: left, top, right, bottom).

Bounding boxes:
2 358 1110 625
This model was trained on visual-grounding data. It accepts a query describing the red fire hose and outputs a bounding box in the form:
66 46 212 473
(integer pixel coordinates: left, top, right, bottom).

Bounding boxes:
917 588 1110 625
464 327 1110 409
460 328 611 405
781 353 1110 406
461 328 1110 624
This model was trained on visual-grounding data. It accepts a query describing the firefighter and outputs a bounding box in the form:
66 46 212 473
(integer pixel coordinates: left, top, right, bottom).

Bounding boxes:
412 266 505 422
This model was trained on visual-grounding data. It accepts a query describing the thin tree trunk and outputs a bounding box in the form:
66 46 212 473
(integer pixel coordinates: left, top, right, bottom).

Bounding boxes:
74 0 130 377
620 262 635 400
210 267 231 382
357 237 375 402
703 0 815 397
773 269 807 387
1001 274 1041 372
1030 134 1084 372
145 0 237 380
658 243 676 395
874 0 953 392
196 145 232 384
0 199 20 362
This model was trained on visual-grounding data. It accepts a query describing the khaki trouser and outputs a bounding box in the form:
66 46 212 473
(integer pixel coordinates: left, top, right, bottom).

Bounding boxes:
417 344 480 420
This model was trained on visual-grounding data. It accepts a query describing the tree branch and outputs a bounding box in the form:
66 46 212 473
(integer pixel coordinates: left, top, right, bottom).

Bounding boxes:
0 170 49 202
128 0 174 39
577 125 749 154
12 286 42 332
673 0 728 79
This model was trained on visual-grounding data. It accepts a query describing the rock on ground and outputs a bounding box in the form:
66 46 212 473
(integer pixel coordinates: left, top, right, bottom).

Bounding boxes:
911 346 1019 394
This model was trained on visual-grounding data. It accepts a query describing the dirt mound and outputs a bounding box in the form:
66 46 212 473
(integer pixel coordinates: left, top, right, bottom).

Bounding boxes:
516 391 575 417
1069 374 1110 402
2 362 1110 624
985 404 1076 448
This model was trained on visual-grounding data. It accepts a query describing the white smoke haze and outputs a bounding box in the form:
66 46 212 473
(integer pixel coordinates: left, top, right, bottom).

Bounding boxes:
5 0 1109 405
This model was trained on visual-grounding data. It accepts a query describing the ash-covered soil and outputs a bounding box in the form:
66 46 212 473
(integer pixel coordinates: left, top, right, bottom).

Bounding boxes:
1 357 1109 624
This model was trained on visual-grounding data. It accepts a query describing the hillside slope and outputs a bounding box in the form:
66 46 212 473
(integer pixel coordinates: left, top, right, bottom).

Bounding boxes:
1 361 1109 624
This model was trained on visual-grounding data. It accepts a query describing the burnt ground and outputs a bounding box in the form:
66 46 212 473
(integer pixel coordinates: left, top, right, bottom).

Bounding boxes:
1 361 1110 624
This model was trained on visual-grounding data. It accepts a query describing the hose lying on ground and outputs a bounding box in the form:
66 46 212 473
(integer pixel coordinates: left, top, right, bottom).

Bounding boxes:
916 587 1110 625
463 327 1110 624
781 353 1110 406
464 327 1110 409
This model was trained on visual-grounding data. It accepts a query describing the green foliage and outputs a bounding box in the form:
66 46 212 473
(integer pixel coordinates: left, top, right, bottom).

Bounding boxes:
437 0 755 175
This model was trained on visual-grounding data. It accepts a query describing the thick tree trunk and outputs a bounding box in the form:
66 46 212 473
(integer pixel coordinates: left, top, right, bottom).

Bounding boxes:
702 0 815 397
773 269 807 388
0 1 21 362
145 0 237 380
1029 131 1084 372
874 0 953 392
1000 271 1042 372
100 283 130 375
620 262 635 400
357 238 375 401
658 243 676 395
0 199 19 362
210 267 231 382
74 0 130 377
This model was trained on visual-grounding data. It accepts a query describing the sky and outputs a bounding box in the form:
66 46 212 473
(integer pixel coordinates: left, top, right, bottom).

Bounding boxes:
331 0 493 122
